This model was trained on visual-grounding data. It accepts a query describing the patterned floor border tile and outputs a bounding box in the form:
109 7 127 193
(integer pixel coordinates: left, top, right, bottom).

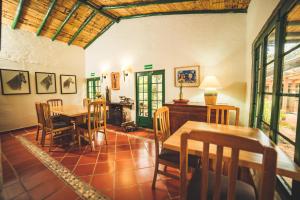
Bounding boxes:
15 135 109 200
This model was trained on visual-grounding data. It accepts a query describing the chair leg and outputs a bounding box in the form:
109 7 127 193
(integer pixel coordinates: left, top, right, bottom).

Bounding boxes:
77 129 81 151
36 125 40 141
104 128 108 145
41 129 46 146
49 132 53 152
88 131 94 151
152 160 159 189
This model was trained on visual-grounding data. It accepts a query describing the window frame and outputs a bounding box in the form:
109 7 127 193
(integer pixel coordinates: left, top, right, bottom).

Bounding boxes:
249 0 300 198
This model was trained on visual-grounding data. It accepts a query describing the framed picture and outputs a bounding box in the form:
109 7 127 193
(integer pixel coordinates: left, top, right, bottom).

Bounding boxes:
60 74 77 94
35 72 56 94
0 69 31 95
111 72 120 90
174 65 200 87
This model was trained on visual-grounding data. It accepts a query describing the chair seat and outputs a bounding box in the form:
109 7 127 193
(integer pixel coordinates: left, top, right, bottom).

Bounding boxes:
78 121 104 130
159 148 199 167
52 115 70 123
187 169 256 200
53 121 73 130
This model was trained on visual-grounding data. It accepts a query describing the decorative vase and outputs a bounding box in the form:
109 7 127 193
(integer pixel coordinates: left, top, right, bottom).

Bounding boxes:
204 92 217 105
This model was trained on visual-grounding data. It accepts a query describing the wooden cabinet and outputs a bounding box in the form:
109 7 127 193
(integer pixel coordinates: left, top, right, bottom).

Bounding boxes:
165 102 208 133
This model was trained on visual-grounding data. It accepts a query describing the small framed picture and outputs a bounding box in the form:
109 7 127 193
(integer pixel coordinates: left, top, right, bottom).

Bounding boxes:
111 72 120 90
0 69 31 95
35 72 56 94
174 65 200 87
60 74 77 94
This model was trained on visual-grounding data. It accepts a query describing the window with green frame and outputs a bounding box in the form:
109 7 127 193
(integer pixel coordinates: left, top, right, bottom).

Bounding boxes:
86 77 101 99
250 1 300 198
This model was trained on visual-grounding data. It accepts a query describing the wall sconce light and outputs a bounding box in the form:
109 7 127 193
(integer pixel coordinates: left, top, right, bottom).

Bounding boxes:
123 70 129 82
100 73 107 82
122 67 132 82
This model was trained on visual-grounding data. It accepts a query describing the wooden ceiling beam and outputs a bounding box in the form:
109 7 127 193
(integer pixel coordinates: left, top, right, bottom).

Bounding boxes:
11 0 25 29
84 21 115 49
102 0 198 10
52 1 81 41
36 0 57 36
79 0 119 22
120 9 247 20
68 10 97 45
287 20 300 26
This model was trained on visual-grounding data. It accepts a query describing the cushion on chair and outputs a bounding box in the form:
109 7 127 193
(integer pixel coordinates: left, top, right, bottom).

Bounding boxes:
53 121 73 129
187 169 256 200
158 148 199 167
78 123 95 130
52 115 71 123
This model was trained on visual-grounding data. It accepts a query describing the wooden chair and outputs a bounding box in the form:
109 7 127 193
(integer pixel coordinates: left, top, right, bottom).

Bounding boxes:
47 99 63 116
40 103 74 151
77 99 107 151
35 102 45 142
83 98 92 107
180 130 277 200
207 105 240 126
152 107 199 189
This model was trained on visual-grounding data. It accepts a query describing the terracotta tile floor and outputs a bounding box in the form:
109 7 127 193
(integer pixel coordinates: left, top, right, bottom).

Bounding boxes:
1 125 181 200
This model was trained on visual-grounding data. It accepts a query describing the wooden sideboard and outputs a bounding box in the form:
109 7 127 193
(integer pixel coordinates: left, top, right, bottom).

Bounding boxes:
164 102 209 133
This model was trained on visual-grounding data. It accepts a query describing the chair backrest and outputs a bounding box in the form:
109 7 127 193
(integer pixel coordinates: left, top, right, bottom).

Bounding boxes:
47 99 63 116
87 99 106 132
180 130 277 200
153 106 171 143
40 103 53 130
35 102 45 125
83 98 92 107
207 105 240 126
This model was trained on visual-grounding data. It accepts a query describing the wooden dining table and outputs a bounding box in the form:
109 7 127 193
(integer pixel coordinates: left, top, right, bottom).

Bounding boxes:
51 104 88 118
163 121 300 181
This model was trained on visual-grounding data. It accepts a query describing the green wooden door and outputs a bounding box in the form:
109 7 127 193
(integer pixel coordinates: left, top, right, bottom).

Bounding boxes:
87 77 101 99
136 70 165 128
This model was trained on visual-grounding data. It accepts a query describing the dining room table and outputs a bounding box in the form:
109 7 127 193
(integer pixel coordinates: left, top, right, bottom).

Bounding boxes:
163 120 300 182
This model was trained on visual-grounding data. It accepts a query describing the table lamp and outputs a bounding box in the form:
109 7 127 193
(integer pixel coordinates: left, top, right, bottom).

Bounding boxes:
200 75 221 105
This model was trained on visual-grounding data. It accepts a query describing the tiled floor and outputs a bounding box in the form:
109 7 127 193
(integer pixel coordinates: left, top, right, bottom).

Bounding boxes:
1 125 181 200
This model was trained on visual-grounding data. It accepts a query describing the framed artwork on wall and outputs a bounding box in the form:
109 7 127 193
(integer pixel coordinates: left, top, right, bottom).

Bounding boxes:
0 69 31 95
35 72 56 94
174 65 200 87
60 74 77 94
111 72 120 90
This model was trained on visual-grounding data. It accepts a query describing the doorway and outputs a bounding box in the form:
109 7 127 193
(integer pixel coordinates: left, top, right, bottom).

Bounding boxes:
136 70 165 128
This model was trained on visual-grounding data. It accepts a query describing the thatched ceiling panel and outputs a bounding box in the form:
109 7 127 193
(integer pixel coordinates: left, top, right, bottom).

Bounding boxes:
2 0 251 48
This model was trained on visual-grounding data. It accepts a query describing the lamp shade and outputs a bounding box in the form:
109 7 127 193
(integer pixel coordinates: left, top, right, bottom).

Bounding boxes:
200 76 221 90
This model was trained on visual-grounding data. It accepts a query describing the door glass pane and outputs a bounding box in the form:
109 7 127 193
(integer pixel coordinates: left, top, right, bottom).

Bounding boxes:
282 47 300 94
285 3 300 52
265 62 274 93
263 95 272 124
266 29 276 63
278 135 295 160
139 93 144 100
279 96 298 142
261 123 271 136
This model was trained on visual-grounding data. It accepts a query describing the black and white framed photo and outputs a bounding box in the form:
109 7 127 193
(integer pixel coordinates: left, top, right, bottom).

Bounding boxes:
35 72 56 94
0 69 31 95
60 74 77 94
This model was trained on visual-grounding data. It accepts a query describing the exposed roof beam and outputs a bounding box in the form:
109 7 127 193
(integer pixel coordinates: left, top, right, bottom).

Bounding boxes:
79 0 119 22
11 0 25 29
287 20 300 26
84 21 115 49
120 9 247 20
286 32 300 37
52 1 81 41
102 0 198 10
68 10 97 45
36 0 57 36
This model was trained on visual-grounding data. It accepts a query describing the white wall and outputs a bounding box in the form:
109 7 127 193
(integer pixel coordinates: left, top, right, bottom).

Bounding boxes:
85 14 247 125
0 25 85 132
245 0 280 122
